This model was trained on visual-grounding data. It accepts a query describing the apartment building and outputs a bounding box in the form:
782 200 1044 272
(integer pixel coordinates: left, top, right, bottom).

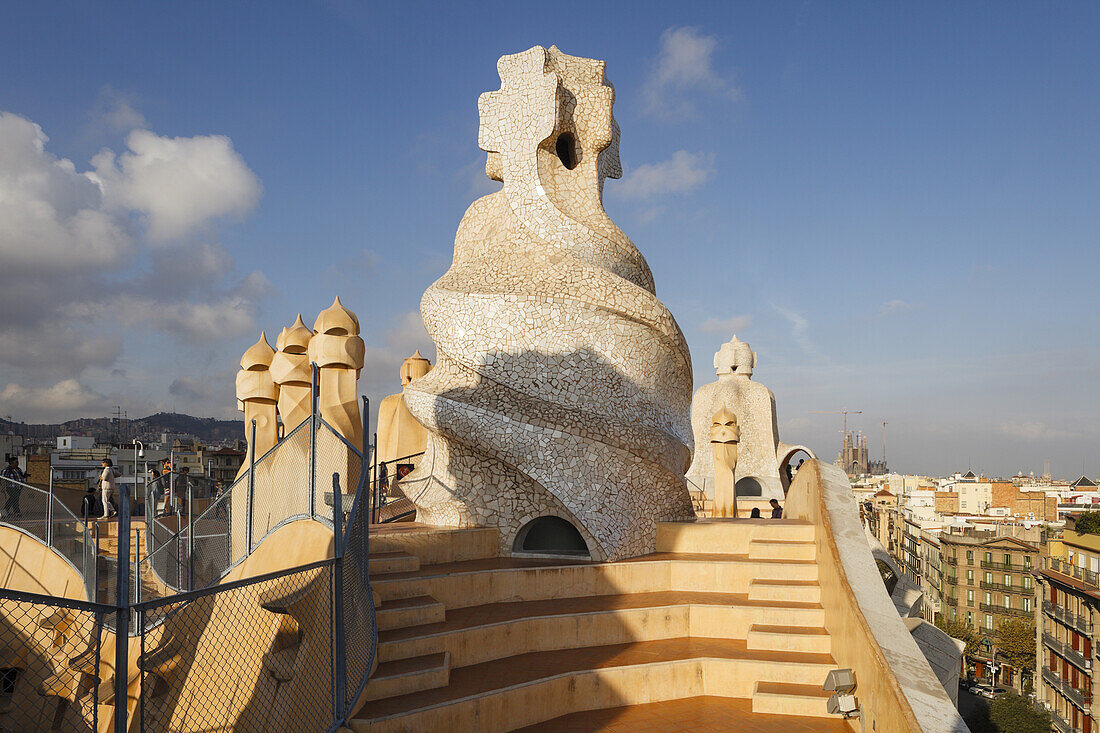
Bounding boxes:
1038 527 1100 733
921 530 943 623
940 528 1039 688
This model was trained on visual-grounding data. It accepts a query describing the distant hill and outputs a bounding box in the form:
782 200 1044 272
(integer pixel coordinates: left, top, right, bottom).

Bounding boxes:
0 412 241 446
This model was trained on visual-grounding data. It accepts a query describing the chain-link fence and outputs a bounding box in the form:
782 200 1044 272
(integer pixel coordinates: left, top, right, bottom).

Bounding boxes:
0 387 378 731
0 476 97 602
0 466 376 732
0 589 108 733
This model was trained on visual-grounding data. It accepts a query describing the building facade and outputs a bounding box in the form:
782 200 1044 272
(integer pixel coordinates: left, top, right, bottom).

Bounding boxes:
1038 528 1100 733
940 528 1039 689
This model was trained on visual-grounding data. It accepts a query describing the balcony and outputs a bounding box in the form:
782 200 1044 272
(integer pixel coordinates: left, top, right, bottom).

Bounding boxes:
1047 557 1100 588
946 574 958 585
1042 666 1092 713
1044 632 1093 672
1044 599 1095 635
946 556 958 566
982 560 1032 573
944 596 958 607
1050 709 1073 733
980 580 1032 594
980 602 1033 618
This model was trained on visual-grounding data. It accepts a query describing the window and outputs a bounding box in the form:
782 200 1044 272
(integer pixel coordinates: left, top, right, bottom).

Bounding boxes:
1023 597 1032 612
985 551 993 564
1024 576 1033 590
984 572 993 584
984 614 994 630
967 611 973 625
967 550 974 563
1003 594 1011 608
967 570 974 584
1024 555 1032 569
968 590 974 603
985 592 992 605
1003 574 1012 587
1003 553 1012 566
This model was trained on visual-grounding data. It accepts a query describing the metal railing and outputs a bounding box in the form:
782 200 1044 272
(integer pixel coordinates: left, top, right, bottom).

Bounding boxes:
0 390 378 732
979 602 1033 618
979 580 1030 594
1048 556 1100 588
945 556 958 566
1050 709 1073 733
1043 666 1093 712
0 475 97 601
1044 632 1092 672
982 560 1032 573
1044 599 1094 634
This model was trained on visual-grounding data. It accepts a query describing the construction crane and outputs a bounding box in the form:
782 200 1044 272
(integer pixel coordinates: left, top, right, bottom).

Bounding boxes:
809 409 863 436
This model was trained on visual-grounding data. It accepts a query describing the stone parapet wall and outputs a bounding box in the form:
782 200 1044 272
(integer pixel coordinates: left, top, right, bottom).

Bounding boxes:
784 461 970 733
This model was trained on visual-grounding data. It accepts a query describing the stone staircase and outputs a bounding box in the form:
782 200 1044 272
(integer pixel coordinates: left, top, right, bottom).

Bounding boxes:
352 519 845 732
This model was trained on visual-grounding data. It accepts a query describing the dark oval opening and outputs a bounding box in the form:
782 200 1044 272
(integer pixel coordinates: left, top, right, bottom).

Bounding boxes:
555 132 578 170
513 516 589 557
735 477 764 497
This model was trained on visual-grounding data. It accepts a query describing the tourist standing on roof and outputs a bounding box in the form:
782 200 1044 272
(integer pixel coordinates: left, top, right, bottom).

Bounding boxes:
2 457 26 518
100 458 119 519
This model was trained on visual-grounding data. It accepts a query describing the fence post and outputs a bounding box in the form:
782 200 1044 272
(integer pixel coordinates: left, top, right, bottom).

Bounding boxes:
332 472 346 723
247 419 256 552
187 479 194 591
47 468 54 546
115 487 131 733
372 431 380 525
309 362 318 519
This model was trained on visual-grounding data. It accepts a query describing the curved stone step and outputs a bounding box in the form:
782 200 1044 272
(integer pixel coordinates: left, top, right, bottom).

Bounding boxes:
748 538 816 561
747 624 831 654
363 652 450 702
369 552 420 575
376 595 445 632
749 578 821 604
378 591 826 667
752 680 838 718
353 638 836 733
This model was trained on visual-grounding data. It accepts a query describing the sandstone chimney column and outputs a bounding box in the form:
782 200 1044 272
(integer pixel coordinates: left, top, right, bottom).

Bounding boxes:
710 406 740 519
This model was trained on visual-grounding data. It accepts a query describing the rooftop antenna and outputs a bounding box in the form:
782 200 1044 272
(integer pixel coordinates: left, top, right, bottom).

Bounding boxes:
882 421 887 464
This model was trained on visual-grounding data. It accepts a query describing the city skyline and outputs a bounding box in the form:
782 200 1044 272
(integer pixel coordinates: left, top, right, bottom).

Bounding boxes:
1 2 1097 478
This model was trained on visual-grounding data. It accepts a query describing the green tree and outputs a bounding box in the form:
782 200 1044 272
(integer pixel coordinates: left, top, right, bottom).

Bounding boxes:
936 616 980 661
995 618 1036 683
1073 511 1100 535
989 691 1050 733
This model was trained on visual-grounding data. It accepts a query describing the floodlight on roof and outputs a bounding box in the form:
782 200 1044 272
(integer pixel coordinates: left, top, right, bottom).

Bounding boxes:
823 668 856 694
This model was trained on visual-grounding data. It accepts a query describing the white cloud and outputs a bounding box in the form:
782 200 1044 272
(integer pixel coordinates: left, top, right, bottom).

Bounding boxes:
613 151 714 200
996 421 1077 441
88 85 149 134
700 315 753 335
643 27 741 119
0 379 109 422
877 299 917 317
92 129 261 241
0 106 268 420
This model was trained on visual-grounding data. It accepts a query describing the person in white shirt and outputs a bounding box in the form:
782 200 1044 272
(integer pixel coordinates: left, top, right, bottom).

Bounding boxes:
99 459 118 519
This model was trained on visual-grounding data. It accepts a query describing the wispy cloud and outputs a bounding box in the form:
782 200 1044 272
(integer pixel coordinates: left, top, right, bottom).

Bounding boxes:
613 150 715 200
700 315 753 335
772 304 818 356
995 421 1078 441
877 299 918 317
643 27 741 119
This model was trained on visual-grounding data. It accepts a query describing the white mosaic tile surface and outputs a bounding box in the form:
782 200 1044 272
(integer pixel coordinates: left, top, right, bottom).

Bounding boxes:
402 46 696 562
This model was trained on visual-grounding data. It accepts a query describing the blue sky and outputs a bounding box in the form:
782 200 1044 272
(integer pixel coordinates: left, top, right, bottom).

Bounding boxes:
0 1 1097 478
